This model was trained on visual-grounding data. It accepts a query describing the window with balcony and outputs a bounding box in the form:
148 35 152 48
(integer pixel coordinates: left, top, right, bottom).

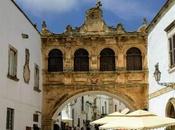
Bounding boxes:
48 49 63 72
100 48 115 71
6 108 14 130
74 49 89 71
169 34 175 68
8 46 18 81
126 47 142 70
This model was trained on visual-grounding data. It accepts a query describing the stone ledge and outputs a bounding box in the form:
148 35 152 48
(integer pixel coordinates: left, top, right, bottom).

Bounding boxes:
149 86 174 99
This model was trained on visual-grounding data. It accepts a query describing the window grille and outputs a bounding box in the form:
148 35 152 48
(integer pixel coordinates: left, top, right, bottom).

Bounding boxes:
100 48 115 71
126 47 142 70
74 49 89 71
48 49 63 72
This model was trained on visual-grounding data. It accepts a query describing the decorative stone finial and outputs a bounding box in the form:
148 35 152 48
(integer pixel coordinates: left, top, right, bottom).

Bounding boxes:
79 0 109 33
66 25 73 33
96 0 102 8
41 20 51 35
42 21 47 29
116 23 125 34
143 17 148 25
137 17 148 33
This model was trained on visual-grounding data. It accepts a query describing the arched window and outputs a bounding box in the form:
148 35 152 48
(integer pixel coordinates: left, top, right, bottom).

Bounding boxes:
100 48 115 71
74 49 89 71
166 99 175 130
48 49 63 72
126 47 142 70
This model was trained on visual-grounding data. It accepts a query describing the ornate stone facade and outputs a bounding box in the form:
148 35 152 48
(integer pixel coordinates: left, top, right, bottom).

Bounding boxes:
41 3 148 130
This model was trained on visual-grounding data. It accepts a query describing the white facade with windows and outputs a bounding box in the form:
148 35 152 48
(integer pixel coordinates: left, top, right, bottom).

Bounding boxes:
0 0 42 130
56 95 128 129
148 0 175 127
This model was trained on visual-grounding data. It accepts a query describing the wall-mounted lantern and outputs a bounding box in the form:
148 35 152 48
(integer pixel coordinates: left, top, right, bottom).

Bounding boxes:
153 63 175 88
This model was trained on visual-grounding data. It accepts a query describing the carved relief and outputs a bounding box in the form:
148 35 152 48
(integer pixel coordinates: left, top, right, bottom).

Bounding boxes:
80 3 109 32
23 49 30 83
65 42 72 49
89 73 99 85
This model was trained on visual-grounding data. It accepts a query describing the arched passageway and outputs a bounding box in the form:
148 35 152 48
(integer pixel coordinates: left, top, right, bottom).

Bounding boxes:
42 87 147 130
52 91 135 119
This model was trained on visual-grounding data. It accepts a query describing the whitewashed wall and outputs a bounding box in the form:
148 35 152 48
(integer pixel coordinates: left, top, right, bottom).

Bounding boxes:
148 2 175 115
59 95 128 129
111 98 127 112
0 0 42 130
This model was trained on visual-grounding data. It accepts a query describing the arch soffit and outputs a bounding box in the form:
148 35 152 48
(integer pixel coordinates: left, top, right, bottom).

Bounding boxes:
98 47 117 57
48 49 63 56
100 48 115 54
46 47 64 57
71 47 90 57
123 45 146 56
170 98 175 107
52 91 136 119
165 98 175 116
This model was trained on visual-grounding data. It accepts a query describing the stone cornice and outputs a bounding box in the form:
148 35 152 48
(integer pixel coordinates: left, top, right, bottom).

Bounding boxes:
149 86 175 99
41 31 146 38
165 19 175 32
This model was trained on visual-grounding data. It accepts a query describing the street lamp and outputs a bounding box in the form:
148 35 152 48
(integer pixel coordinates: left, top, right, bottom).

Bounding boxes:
153 63 175 87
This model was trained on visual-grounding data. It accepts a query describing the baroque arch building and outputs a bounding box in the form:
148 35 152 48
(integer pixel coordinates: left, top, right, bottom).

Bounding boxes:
41 3 148 130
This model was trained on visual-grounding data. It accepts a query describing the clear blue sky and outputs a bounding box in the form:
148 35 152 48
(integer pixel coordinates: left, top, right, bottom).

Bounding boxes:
16 0 166 33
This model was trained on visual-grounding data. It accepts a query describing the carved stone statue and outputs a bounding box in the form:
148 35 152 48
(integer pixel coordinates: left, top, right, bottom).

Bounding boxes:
79 1 109 33
66 25 73 33
116 23 126 34
96 0 102 8
41 21 51 35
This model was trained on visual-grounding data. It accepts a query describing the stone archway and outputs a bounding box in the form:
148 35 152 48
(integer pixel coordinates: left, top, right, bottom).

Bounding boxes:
42 84 148 130
41 2 148 130
52 91 136 120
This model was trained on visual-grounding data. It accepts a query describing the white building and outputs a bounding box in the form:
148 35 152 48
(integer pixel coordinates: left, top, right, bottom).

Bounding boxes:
57 95 128 129
0 0 42 130
147 0 175 129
